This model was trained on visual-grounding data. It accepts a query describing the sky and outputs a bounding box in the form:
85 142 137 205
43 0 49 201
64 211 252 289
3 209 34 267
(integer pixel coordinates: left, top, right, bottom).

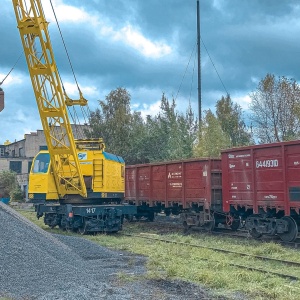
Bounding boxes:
1 0 300 144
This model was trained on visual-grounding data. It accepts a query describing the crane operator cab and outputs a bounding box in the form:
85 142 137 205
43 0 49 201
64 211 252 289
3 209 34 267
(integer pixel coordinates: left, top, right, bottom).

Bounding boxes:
29 151 59 202
0 87 4 112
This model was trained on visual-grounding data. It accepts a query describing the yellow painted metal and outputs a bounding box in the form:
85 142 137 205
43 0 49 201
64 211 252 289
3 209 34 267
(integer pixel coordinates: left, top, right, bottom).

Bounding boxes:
28 146 125 200
93 159 104 189
12 0 87 198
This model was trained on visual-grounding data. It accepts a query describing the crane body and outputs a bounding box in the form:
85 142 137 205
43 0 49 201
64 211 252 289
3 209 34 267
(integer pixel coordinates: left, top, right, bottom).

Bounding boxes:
12 0 136 233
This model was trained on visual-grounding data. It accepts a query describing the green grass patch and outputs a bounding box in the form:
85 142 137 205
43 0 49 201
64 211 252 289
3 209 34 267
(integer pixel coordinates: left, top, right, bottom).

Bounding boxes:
17 210 300 299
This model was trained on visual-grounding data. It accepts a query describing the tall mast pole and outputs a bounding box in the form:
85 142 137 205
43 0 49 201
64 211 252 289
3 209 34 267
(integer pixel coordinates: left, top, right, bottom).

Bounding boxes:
197 0 201 124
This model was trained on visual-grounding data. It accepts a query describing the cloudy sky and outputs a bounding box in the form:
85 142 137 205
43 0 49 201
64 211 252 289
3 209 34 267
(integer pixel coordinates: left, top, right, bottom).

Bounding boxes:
1 0 300 144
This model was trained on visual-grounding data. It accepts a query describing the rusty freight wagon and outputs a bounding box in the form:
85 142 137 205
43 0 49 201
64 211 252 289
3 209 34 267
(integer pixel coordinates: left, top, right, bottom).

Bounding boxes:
222 140 300 242
125 158 233 230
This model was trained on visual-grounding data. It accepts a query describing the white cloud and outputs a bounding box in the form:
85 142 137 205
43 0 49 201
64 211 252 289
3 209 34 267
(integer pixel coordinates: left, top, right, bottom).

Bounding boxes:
42 1 172 59
43 0 90 23
116 25 172 58
97 22 172 58
63 82 98 98
212 0 223 11
233 94 251 110
137 101 162 119
0 72 23 86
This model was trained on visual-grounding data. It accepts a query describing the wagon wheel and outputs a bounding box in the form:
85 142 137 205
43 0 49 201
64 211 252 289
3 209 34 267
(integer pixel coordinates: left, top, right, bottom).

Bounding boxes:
278 216 298 242
125 214 134 222
147 212 155 222
249 228 262 239
203 214 215 232
66 226 73 233
230 219 241 231
183 221 192 234
78 219 87 235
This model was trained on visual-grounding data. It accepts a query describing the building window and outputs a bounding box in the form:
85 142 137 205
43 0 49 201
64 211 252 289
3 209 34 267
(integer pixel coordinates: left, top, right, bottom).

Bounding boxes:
19 147 25 157
10 161 22 174
0 147 4 157
28 161 32 173
39 145 48 151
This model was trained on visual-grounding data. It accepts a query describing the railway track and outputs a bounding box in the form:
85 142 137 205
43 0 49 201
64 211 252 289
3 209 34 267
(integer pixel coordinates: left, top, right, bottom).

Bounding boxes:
14 208 300 282
143 218 300 249
121 232 300 281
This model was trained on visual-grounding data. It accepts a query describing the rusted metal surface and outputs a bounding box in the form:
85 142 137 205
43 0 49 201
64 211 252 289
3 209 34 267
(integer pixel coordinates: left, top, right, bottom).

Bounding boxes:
125 158 222 209
222 140 300 215
0 89 4 112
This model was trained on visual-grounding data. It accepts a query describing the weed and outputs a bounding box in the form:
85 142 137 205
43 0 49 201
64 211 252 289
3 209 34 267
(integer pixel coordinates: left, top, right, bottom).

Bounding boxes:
18 210 300 300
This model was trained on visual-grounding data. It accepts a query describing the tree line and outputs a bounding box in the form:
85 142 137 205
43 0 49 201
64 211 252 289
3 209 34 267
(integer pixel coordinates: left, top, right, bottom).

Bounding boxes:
85 73 300 164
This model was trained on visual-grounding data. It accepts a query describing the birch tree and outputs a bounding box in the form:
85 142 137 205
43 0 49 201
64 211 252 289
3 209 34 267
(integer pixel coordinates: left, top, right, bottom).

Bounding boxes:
250 74 300 143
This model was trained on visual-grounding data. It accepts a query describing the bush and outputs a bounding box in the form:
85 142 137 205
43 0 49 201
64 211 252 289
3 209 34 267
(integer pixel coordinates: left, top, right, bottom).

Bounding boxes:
0 170 23 201
10 186 24 202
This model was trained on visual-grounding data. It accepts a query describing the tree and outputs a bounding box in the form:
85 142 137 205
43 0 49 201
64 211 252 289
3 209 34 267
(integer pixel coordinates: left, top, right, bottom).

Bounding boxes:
216 94 252 147
250 74 300 143
194 109 230 157
88 89 198 164
144 94 198 162
0 170 23 201
87 87 149 164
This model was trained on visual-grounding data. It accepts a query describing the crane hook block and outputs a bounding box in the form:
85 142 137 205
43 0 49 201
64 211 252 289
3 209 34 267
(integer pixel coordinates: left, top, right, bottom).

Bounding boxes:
0 88 4 112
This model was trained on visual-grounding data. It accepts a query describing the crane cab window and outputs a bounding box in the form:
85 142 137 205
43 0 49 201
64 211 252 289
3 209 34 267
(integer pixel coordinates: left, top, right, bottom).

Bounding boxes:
32 153 50 173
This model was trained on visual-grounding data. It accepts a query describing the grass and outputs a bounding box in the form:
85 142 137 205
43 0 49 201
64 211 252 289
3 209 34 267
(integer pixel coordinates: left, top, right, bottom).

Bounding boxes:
17 210 300 299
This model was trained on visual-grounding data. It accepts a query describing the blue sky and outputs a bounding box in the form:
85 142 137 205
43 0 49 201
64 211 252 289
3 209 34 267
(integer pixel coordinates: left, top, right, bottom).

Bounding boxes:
1 0 300 144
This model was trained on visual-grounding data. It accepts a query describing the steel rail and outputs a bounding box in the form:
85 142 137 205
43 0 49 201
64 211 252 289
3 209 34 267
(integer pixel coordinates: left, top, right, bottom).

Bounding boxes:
148 220 300 249
121 233 300 281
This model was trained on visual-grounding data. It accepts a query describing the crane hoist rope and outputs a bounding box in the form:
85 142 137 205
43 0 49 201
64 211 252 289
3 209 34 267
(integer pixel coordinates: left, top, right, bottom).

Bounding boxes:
0 52 23 86
49 0 88 107
49 0 91 138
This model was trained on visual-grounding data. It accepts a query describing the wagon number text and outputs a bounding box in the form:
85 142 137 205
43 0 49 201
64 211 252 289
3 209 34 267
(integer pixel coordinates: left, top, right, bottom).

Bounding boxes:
256 159 278 168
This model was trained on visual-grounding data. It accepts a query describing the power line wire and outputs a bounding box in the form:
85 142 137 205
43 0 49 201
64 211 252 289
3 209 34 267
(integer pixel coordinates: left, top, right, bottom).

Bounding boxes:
201 37 229 96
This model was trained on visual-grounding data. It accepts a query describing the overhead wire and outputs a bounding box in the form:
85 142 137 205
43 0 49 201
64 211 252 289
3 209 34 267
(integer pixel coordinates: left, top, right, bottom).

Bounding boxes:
175 41 197 101
49 0 92 137
189 48 197 104
200 37 229 96
49 0 81 92
175 35 230 108
0 52 23 86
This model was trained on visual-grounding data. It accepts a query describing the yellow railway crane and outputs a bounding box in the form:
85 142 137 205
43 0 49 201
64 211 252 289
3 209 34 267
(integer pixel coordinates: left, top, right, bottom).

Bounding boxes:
12 0 87 198
11 0 136 233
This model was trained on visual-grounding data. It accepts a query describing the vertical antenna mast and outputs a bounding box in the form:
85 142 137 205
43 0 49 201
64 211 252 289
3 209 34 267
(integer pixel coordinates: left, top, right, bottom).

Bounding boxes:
197 0 201 123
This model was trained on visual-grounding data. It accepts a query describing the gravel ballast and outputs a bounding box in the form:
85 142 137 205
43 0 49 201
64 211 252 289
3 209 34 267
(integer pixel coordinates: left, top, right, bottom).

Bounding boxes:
0 203 227 299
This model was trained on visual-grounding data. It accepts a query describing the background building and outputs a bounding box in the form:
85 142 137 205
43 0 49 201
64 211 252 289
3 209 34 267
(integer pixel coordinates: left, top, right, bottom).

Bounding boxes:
0 125 89 199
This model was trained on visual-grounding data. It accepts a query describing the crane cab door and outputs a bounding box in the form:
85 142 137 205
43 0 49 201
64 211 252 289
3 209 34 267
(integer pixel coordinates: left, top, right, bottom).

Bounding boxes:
0 89 4 112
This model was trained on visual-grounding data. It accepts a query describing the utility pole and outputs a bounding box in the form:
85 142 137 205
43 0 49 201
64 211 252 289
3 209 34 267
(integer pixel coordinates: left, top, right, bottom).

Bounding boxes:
197 0 201 124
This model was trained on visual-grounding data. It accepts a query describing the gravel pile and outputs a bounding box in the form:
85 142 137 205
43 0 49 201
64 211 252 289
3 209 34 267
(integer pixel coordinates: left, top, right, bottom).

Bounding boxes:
0 203 229 299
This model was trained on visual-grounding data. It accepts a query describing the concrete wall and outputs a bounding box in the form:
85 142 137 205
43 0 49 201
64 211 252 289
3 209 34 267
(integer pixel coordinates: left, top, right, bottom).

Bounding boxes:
3 124 89 159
